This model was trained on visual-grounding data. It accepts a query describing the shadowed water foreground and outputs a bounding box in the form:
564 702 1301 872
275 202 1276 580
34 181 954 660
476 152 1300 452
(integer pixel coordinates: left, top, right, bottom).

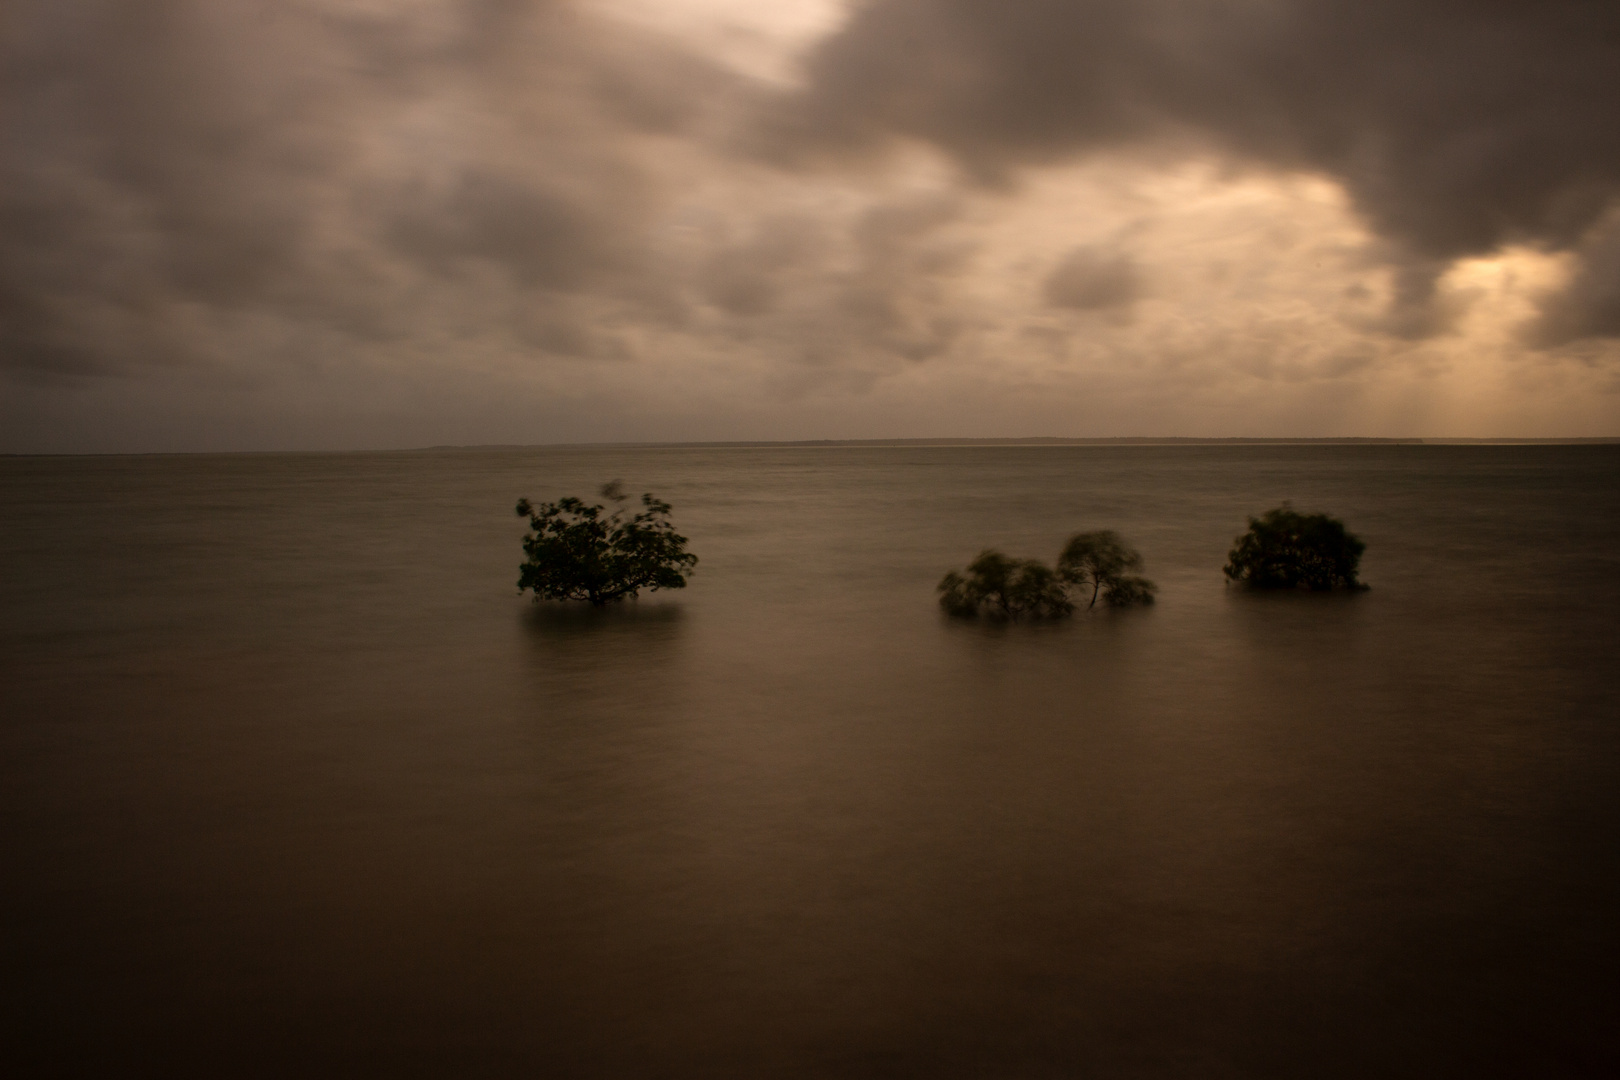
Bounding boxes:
2 444 1617 1077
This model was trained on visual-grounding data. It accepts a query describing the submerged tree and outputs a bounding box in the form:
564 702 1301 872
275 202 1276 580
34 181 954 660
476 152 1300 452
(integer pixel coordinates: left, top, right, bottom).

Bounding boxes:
1223 504 1367 591
939 531 1155 619
1057 531 1158 609
939 550 1074 620
515 481 697 606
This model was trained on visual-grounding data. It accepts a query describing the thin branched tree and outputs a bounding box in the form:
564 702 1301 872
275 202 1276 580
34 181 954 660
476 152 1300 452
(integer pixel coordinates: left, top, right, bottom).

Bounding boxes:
1057 531 1158 608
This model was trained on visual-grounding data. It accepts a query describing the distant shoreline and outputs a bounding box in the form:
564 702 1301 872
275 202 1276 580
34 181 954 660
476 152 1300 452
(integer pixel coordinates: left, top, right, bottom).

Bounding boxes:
420 436 1620 450
537 436 1620 448
6 436 1619 457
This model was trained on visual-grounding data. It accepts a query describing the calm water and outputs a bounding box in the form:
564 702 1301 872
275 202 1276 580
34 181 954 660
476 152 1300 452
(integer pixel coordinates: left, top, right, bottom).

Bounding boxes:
3 445 1618 1077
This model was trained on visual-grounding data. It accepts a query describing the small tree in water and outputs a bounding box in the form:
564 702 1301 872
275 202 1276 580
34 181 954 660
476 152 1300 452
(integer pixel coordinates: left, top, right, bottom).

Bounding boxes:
939 550 1074 619
1224 504 1367 591
1057 531 1158 609
515 481 697 606
939 532 1155 619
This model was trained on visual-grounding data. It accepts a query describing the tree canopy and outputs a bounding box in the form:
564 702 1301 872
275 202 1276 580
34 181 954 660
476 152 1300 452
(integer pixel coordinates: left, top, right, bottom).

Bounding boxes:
939 550 1074 619
939 531 1155 619
515 481 697 606
1057 531 1158 609
1223 505 1367 591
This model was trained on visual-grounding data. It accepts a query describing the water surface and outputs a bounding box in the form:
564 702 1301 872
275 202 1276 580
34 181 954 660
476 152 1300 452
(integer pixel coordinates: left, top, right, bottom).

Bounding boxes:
3 445 1617 1077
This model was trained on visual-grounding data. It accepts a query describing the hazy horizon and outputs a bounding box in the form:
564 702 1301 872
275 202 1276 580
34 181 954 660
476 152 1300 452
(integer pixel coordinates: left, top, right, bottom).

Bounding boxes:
7 434 1620 458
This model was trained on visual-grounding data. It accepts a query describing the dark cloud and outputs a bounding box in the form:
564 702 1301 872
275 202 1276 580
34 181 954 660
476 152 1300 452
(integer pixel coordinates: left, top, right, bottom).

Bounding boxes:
776 0 1620 339
3 0 1617 449
828 196 971 363
1044 246 1138 311
699 218 821 316
0 0 732 381
695 195 971 373
1530 210 1620 346
388 171 629 290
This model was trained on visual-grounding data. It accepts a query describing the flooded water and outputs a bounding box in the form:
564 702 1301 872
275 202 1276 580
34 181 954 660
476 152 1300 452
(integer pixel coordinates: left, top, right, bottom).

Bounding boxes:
3 444 1618 1077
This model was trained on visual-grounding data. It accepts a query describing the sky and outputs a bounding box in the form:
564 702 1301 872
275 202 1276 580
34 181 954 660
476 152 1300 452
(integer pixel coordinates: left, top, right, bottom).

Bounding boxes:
4 0 1620 452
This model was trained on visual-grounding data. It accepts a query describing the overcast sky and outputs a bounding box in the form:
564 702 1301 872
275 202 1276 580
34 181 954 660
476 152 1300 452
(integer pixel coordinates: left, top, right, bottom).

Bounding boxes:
4 0 1619 451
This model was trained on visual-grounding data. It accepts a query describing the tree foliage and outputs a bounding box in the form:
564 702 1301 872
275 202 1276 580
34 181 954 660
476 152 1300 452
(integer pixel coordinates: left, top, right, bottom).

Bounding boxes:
939 550 1074 619
939 531 1155 619
1057 530 1158 609
515 481 697 606
1223 504 1367 591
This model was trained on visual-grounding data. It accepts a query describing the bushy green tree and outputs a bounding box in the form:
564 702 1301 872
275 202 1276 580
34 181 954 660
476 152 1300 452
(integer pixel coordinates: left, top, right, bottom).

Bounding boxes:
1224 504 1367 591
515 481 697 606
938 550 1073 619
1057 531 1158 608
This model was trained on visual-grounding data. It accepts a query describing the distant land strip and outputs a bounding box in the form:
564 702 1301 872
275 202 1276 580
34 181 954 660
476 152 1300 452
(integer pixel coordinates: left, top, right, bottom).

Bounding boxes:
10 437 1619 457
422 436 1620 451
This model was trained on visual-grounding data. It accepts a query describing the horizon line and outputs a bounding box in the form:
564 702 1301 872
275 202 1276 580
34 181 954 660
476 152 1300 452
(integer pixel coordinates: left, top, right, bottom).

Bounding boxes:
7 435 1620 457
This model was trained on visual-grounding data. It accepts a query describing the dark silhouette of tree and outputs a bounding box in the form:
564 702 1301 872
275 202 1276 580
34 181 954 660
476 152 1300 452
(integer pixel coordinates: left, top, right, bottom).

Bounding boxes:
1224 504 1367 591
1057 531 1158 608
515 481 697 606
939 550 1073 619
939 531 1155 619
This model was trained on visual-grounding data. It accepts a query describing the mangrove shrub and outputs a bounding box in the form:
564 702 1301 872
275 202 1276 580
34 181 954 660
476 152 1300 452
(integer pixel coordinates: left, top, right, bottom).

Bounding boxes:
1058 531 1159 609
515 481 697 606
1224 505 1366 591
940 531 1155 619
939 550 1074 619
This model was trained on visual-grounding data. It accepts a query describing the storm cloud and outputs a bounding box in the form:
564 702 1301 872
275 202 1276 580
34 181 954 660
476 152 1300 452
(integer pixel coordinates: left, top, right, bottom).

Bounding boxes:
1044 247 1139 312
1 1 715 377
779 0 1620 337
2 0 1617 449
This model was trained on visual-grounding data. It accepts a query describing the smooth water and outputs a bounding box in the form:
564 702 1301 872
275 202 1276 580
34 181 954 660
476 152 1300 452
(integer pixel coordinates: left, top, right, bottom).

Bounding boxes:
3 445 1618 1077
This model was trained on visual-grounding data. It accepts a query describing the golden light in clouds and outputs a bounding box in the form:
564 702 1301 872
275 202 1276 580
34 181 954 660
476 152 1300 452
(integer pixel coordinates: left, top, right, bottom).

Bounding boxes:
610 151 1615 439
588 0 848 83
1 0 1616 449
